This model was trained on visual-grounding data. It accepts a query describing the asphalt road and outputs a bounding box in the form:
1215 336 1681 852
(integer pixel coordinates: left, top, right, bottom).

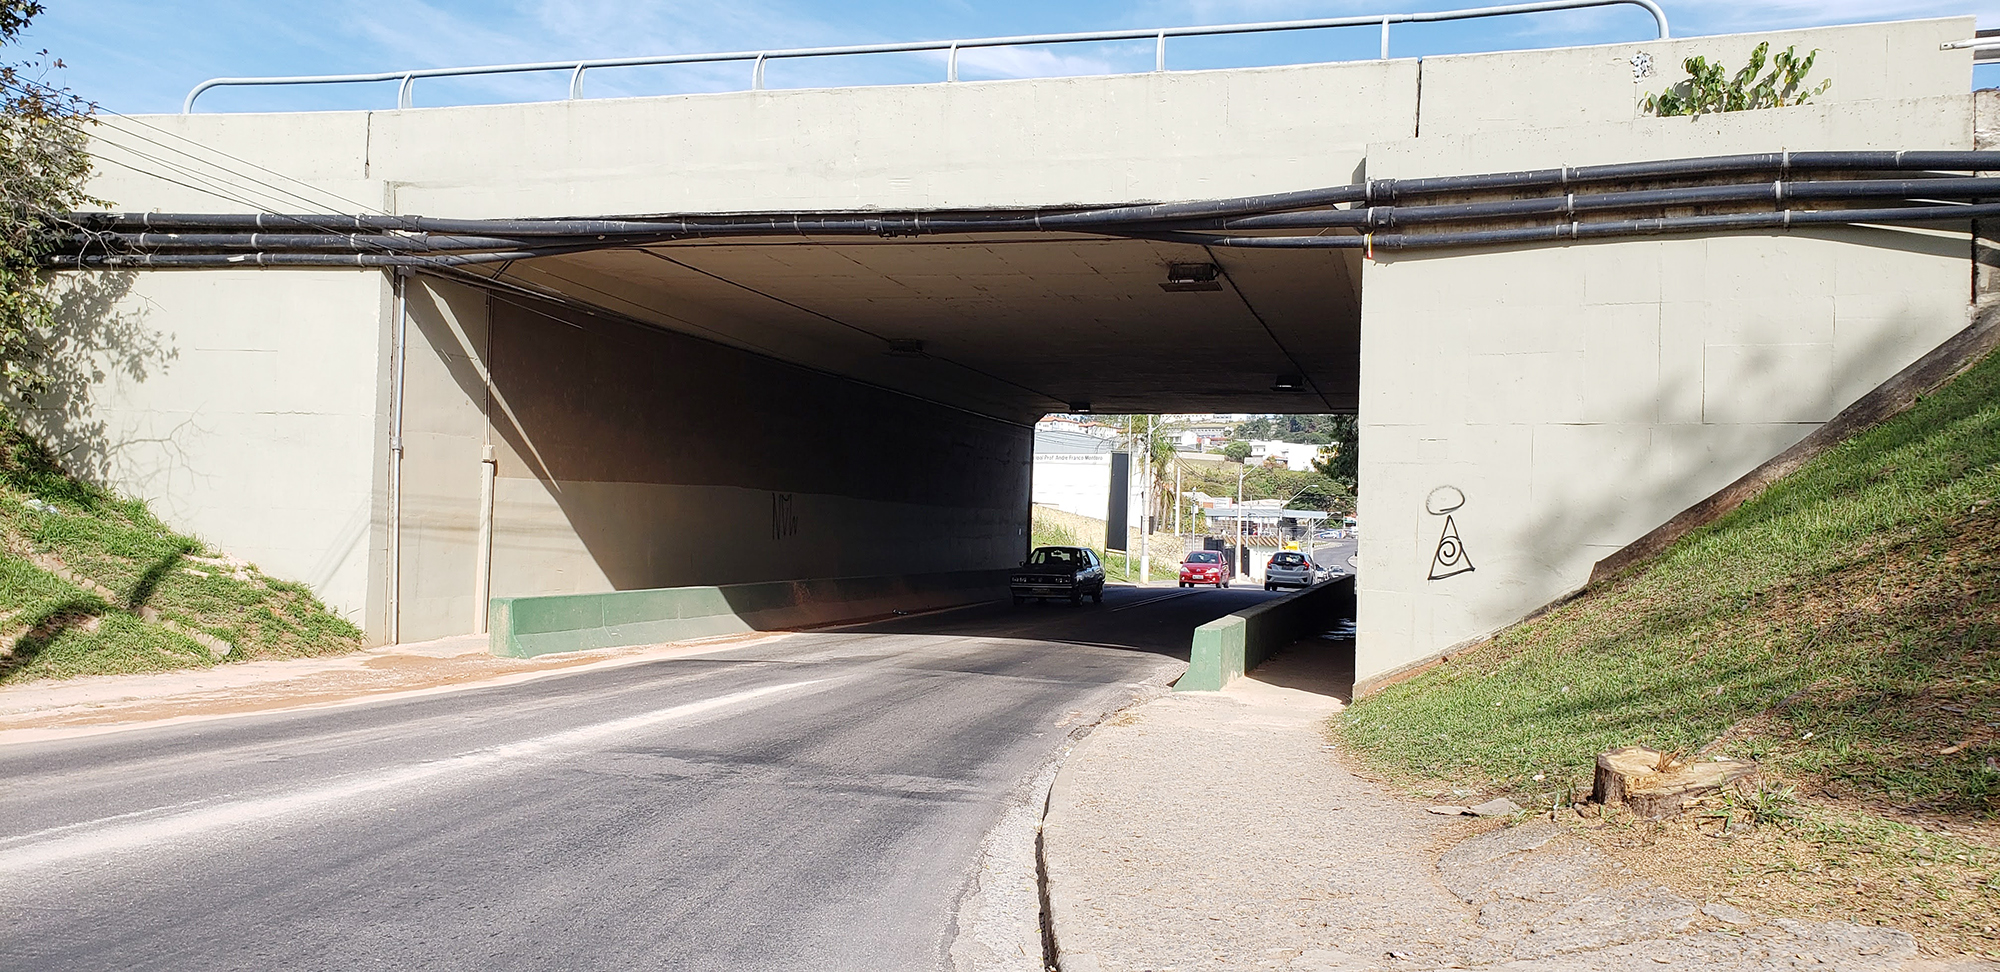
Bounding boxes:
1311 536 1359 574
0 584 1278 972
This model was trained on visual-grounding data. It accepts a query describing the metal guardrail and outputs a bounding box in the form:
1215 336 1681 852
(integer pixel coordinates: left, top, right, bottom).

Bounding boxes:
182 0 1669 113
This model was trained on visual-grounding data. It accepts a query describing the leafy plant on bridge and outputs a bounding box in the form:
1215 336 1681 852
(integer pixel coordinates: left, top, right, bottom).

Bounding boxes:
1644 42 1830 117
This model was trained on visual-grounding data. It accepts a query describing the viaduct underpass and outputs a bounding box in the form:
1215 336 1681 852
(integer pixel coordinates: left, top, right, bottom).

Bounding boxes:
41 13 1990 690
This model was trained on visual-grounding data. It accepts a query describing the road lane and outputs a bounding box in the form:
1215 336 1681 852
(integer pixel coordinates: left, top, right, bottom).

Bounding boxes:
0 584 1275 972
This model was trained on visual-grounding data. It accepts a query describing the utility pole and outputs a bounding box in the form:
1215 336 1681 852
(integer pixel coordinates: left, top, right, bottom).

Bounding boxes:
1139 415 1152 583
1123 415 1133 578
1235 459 1246 581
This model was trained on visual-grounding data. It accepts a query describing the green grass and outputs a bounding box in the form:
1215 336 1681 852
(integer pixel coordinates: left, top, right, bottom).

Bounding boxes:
0 412 363 683
1029 505 1174 582
1337 346 2000 822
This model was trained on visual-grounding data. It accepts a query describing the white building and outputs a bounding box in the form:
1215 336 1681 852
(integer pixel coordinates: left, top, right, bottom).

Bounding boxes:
1249 440 1325 471
1030 426 1145 538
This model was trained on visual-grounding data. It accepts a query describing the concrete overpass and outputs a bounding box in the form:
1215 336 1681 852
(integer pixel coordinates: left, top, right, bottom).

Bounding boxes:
42 13 1988 689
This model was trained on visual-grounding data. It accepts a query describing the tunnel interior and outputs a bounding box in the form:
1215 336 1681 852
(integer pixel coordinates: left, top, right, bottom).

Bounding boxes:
494 233 1363 421
386 230 1363 647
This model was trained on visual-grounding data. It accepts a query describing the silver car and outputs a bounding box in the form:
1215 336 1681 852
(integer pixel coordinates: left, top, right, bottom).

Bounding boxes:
1264 551 1319 590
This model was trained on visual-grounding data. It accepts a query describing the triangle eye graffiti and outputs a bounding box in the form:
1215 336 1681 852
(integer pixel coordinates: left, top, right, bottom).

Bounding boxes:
1428 513 1474 580
1425 485 1473 581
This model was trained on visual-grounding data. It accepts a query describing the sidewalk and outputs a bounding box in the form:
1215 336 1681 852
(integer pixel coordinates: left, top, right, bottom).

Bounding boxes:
1040 642 1974 972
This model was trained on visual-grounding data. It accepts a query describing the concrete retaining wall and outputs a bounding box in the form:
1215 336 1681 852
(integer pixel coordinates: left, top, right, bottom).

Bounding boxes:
1177 576 1356 692
488 568 1007 657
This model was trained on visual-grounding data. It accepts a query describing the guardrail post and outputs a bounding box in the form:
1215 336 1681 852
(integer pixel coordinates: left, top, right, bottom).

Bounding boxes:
752 53 767 90
948 43 960 82
1155 31 1166 71
568 64 586 99
1380 17 1391 59
397 73 415 109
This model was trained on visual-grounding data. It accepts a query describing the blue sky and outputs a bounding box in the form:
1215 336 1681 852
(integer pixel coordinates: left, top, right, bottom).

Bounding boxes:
20 0 2000 115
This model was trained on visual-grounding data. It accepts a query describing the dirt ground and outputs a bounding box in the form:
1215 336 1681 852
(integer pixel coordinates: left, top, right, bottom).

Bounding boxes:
1568 794 2000 961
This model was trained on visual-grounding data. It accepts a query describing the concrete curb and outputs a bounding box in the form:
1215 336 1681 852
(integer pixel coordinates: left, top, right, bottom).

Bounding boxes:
1175 575 1354 692
1035 671 1179 972
1040 731 1096 972
488 568 1007 657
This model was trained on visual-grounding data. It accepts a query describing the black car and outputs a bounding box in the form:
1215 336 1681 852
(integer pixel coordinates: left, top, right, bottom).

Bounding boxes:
1011 546 1106 605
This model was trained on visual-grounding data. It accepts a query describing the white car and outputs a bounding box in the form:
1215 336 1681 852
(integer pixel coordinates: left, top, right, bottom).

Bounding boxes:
1264 551 1320 590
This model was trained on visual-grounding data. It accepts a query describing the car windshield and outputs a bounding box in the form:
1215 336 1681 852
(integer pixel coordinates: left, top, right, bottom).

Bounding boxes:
1271 553 1308 566
1184 552 1219 564
1028 548 1079 568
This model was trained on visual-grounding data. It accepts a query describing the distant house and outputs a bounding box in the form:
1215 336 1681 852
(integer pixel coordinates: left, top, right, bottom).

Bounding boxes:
1248 440 1324 471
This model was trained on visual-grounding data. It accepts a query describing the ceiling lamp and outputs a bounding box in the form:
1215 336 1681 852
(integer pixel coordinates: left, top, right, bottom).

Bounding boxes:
1160 262 1222 292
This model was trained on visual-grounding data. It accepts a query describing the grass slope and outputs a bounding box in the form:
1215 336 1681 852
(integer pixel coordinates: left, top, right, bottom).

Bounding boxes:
1335 348 2000 954
0 416 362 684
1031 504 1182 582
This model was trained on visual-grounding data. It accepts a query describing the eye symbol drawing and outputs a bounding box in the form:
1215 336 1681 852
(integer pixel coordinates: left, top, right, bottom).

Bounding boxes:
1426 486 1474 581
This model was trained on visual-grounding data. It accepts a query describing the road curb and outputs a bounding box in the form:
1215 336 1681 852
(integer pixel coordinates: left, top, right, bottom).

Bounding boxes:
1036 669 1177 972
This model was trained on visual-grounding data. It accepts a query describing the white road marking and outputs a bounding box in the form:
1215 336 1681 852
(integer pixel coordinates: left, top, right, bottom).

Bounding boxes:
0 679 826 875
1110 590 1200 612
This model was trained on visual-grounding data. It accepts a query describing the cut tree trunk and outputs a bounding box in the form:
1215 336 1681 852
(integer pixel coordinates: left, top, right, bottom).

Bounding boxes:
1592 746 1756 820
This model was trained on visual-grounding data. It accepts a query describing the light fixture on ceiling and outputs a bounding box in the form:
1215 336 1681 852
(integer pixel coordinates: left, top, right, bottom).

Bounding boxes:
1069 400 1093 414
1271 374 1305 392
885 338 928 358
1160 262 1222 292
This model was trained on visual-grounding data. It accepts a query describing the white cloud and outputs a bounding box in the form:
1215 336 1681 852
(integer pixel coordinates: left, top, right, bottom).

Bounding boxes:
948 42 1138 80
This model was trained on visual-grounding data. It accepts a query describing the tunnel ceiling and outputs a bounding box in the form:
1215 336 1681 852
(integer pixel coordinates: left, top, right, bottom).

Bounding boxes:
497 234 1361 424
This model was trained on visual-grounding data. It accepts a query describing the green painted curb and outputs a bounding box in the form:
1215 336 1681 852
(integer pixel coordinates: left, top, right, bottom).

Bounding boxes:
1176 575 1355 692
487 569 1007 658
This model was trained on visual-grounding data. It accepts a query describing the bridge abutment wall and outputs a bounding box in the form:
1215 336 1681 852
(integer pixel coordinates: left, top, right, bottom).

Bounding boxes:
1353 17 1977 691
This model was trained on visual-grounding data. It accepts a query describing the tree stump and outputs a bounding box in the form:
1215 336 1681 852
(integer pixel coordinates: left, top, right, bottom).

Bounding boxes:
1591 745 1756 819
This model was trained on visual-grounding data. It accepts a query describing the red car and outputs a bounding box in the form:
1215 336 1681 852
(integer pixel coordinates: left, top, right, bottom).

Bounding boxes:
1179 550 1233 588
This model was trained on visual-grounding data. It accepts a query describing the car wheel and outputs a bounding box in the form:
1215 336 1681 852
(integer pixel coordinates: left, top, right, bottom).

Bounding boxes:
1012 595 1024 606
1265 583 1274 591
1092 590 1103 604
1070 591 1082 605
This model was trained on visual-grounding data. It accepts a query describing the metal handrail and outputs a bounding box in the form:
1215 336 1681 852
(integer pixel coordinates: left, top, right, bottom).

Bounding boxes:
182 0 1668 113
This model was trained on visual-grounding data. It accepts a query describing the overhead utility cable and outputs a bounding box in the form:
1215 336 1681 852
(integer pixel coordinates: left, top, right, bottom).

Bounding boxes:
44 150 2000 268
